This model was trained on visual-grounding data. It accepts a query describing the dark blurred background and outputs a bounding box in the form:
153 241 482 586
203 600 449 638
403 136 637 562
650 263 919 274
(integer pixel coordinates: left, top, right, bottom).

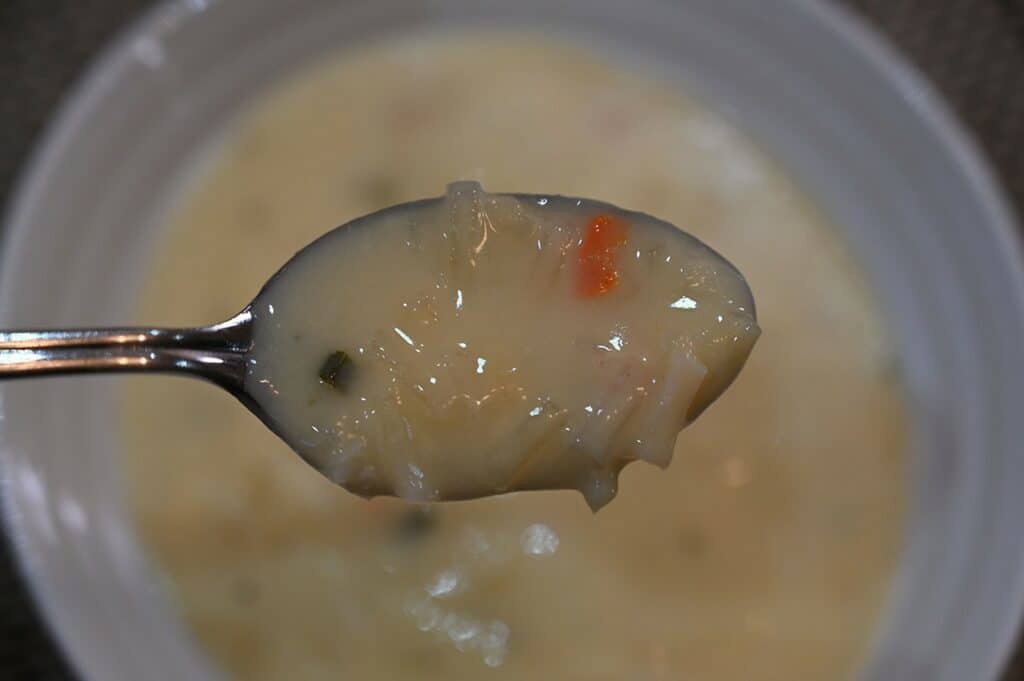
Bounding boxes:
0 0 1022 679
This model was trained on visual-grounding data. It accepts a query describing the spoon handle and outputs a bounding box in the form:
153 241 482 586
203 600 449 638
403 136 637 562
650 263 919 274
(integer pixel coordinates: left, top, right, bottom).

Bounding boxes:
0 309 252 391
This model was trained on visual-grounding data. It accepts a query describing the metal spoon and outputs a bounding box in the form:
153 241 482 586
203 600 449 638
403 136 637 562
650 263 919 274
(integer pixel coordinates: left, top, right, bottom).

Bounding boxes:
0 185 756 507
0 308 255 403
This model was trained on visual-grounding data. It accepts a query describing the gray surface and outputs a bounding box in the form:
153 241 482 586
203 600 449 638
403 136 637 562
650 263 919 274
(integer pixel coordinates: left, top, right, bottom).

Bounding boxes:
0 0 1021 679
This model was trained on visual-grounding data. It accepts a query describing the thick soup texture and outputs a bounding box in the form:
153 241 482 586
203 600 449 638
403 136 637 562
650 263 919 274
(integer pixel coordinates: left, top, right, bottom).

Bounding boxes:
247 182 759 510
122 35 907 680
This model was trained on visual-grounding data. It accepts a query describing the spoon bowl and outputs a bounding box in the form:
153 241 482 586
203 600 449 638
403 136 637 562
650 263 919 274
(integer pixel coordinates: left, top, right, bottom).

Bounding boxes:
0 183 758 508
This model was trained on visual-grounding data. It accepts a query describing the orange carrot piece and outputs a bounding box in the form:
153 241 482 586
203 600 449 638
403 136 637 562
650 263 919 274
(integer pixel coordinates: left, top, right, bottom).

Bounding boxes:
577 214 628 297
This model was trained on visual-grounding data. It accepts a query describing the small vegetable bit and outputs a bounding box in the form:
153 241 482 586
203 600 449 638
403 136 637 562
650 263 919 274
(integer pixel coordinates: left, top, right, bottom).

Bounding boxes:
576 214 628 297
318 350 353 389
393 507 437 544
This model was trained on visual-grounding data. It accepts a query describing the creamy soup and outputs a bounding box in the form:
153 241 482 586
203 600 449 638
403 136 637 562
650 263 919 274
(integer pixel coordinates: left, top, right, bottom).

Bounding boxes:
248 182 759 509
122 34 907 680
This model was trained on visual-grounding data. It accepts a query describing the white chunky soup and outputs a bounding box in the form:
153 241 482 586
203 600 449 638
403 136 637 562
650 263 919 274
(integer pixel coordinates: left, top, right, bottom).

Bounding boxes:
247 182 758 509
121 34 907 681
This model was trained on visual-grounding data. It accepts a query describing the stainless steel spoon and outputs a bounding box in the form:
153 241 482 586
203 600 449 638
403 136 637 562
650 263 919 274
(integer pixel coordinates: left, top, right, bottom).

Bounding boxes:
0 308 255 398
0 184 756 509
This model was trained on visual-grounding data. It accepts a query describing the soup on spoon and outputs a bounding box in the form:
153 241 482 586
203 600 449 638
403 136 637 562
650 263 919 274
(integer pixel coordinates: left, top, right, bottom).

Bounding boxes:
247 181 759 509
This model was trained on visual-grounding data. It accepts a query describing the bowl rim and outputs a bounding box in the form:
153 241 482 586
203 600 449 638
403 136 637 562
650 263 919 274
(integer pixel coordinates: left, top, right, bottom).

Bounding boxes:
1 0 1022 679
800 5 1024 680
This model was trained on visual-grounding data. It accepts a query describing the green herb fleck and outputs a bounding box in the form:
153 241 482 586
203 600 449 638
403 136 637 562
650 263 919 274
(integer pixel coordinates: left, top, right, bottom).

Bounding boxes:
394 507 437 544
318 350 353 389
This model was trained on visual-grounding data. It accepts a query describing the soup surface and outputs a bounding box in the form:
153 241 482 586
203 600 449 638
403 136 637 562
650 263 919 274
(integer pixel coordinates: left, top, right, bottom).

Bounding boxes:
247 182 759 509
122 34 907 680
